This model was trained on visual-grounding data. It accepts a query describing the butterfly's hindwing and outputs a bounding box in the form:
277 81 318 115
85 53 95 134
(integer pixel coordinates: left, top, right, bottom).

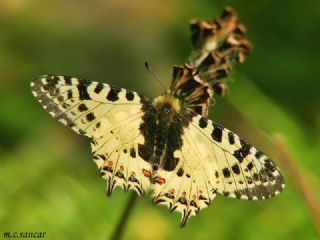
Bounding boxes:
31 75 153 195
188 114 285 200
151 110 284 227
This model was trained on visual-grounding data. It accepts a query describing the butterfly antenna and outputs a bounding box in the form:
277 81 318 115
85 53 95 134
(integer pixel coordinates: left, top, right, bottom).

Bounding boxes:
144 62 166 92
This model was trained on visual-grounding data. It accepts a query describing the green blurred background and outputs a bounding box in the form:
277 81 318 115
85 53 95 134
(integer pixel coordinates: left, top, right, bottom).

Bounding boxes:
1 0 319 239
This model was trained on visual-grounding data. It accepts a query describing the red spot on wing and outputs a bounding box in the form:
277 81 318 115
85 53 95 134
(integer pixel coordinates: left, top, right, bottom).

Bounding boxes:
154 176 166 185
142 169 151 178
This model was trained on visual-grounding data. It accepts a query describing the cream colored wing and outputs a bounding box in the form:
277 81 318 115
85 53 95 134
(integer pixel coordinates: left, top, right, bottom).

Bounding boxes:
31 75 152 195
151 111 285 227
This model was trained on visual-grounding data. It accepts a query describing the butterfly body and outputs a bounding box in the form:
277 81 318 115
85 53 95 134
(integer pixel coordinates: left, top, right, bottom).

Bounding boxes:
146 94 183 171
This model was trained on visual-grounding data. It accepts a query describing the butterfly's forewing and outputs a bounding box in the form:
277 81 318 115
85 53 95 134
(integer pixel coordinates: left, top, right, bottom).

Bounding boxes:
31 75 153 195
152 110 285 227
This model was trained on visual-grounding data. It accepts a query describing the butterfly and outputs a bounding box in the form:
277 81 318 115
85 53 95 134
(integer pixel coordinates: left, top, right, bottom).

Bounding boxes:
31 73 285 227
31 7 284 228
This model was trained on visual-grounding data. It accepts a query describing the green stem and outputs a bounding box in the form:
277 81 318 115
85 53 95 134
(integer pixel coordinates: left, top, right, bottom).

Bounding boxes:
110 192 138 240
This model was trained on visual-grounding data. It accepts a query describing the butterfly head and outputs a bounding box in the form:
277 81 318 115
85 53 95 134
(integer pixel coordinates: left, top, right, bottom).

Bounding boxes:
154 94 180 125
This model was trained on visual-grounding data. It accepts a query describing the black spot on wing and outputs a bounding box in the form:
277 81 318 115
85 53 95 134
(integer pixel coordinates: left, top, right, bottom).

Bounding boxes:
231 164 240 174
103 165 113 173
77 83 91 100
234 150 244 163
78 103 88 112
97 154 106 160
67 89 73 99
64 76 72 85
264 159 276 172
199 116 208 128
164 192 174 200
106 86 121 101
228 131 235 144
212 122 223 142
128 175 139 183
178 196 187 205
86 112 95 122
233 139 252 163
255 150 263 159
190 200 198 208
126 90 135 101
94 82 104 94
234 190 242 199
130 148 136 158
48 76 59 85
223 191 230 197
115 171 125 179
57 95 63 102
247 162 254 170
177 167 184 177
222 168 231 178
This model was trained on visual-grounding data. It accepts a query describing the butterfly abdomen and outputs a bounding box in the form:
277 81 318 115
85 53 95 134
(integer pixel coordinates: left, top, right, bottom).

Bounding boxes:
152 125 169 170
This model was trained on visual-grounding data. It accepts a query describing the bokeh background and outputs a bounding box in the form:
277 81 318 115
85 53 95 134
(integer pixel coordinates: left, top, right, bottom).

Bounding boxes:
1 0 320 239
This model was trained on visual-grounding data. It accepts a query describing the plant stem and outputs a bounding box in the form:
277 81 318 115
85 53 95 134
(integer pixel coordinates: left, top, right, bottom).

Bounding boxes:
110 192 138 240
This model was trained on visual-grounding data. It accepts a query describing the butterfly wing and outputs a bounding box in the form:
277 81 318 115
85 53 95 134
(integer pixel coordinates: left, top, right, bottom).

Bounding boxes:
31 75 153 195
151 110 285 227
171 8 252 118
170 65 213 116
